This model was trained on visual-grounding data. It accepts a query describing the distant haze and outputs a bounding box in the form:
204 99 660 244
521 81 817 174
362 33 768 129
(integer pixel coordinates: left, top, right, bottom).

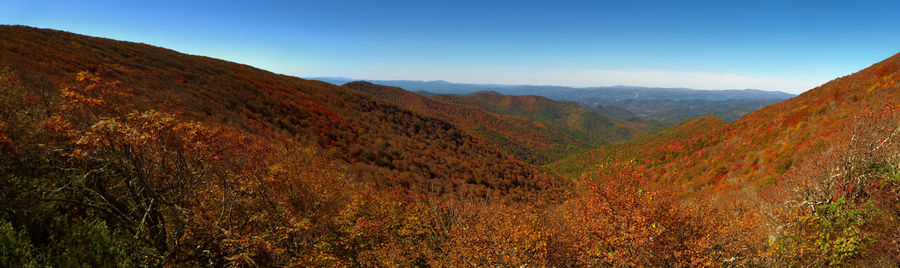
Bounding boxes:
314 68 821 94
313 77 794 124
311 77 795 100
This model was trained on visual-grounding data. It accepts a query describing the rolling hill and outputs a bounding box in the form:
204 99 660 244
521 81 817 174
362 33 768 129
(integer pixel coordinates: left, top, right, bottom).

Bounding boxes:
315 77 794 124
345 82 662 164
344 82 584 164
553 52 900 198
588 104 639 121
655 53 899 197
547 52 900 264
0 25 565 201
599 98 785 124
312 77 794 100
547 115 727 179
433 91 667 137
0 25 585 266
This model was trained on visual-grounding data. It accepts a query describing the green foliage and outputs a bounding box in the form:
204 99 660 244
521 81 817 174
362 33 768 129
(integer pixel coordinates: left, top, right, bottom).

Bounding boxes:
756 175 777 189
775 158 793 174
610 98 785 124
0 219 36 267
45 217 132 267
548 115 727 179
773 199 877 266
1 214 149 267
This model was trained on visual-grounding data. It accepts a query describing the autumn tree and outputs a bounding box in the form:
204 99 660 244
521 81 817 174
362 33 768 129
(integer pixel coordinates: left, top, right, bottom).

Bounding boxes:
562 162 744 266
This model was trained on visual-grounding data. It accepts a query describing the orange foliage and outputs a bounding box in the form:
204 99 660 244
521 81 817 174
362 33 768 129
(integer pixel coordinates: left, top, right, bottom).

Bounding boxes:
0 25 567 202
4 25 900 266
563 162 753 266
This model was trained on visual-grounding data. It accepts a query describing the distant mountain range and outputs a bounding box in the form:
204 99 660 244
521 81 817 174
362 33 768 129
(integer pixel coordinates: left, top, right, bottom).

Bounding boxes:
311 77 794 101
312 77 795 123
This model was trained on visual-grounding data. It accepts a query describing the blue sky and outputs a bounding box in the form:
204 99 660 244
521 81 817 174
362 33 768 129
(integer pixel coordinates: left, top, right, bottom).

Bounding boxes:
3 0 899 93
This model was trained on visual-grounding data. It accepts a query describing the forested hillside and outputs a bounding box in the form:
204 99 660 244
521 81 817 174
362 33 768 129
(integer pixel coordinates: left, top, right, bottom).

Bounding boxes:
0 26 564 201
434 91 667 138
548 115 726 178
604 98 785 123
2 25 899 266
553 52 900 265
345 82 660 164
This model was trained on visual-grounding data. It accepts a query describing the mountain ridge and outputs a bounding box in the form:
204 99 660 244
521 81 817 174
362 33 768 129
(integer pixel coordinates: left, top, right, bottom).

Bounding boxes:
0 25 566 201
554 51 900 201
314 76 793 124
311 76 795 100
345 81 665 164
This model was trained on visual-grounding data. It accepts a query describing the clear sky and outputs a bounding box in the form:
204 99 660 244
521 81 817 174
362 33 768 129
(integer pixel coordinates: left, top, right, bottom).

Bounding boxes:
3 0 899 93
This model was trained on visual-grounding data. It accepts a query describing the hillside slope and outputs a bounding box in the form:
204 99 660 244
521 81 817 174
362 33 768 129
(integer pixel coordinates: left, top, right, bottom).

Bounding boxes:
655 53 900 197
589 104 639 121
434 91 667 138
548 53 900 264
556 52 900 200
0 25 565 201
344 82 581 164
345 82 658 164
548 115 726 178
606 98 785 123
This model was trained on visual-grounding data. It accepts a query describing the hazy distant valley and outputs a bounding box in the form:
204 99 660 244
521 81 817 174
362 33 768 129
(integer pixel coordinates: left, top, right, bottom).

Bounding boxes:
314 77 793 124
